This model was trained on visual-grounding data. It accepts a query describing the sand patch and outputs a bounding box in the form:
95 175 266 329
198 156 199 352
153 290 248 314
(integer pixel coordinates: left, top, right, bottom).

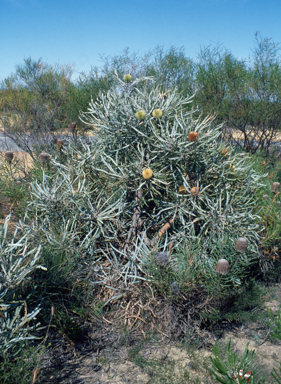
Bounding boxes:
0 151 34 177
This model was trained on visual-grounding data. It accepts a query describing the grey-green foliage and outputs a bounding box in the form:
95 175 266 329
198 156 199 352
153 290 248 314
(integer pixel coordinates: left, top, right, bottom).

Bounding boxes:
0 214 46 354
26 72 266 291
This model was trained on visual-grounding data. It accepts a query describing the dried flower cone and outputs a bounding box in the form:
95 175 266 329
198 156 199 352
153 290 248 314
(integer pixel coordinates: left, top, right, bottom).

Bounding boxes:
170 281 180 294
190 186 200 196
188 131 199 142
178 185 187 195
57 139 63 150
5 151 13 161
271 182 280 194
71 122 76 132
142 168 153 180
216 259 230 275
235 237 248 253
39 152 49 163
155 252 168 266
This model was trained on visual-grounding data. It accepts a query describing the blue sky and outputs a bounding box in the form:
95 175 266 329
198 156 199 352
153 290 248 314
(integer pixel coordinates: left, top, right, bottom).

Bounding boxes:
1 0 281 83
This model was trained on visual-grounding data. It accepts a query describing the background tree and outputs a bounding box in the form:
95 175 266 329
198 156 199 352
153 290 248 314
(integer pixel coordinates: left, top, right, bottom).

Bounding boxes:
0 58 74 158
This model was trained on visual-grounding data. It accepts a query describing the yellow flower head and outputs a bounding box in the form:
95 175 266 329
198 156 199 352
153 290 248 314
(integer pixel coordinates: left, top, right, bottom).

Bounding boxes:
229 164 236 171
136 110 146 121
124 74 132 83
142 168 153 180
152 109 163 118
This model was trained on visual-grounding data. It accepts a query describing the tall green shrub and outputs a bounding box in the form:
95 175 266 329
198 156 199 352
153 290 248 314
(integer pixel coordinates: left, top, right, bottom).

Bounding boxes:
0 58 74 158
25 72 267 304
0 214 46 356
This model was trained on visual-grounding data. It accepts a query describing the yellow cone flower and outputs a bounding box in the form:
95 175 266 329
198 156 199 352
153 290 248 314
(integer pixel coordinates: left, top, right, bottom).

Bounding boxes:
124 74 132 82
152 109 163 118
142 168 153 180
136 110 146 120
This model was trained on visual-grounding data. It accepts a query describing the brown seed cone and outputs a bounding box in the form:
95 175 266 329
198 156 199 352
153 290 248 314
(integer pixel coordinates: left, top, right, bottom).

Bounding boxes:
216 259 230 275
154 252 169 266
188 131 199 142
5 151 13 161
235 237 248 253
170 281 180 294
178 185 187 195
190 186 200 196
39 152 49 162
57 139 63 150
272 182 280 194
71 122 77 132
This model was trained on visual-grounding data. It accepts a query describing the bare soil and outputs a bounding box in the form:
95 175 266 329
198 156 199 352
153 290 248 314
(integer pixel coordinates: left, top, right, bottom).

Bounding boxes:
36 283 281 384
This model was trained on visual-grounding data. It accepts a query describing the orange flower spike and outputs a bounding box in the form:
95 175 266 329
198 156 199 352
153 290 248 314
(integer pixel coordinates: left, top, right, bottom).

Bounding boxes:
158 219 174 237
220 148 229 156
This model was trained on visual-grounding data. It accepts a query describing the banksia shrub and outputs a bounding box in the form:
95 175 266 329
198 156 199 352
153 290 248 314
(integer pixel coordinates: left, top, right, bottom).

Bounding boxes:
26 72 267 335
0 214 46 355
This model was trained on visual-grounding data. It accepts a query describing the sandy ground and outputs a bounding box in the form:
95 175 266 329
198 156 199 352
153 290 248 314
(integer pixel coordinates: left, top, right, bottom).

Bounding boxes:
38 284 281 384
